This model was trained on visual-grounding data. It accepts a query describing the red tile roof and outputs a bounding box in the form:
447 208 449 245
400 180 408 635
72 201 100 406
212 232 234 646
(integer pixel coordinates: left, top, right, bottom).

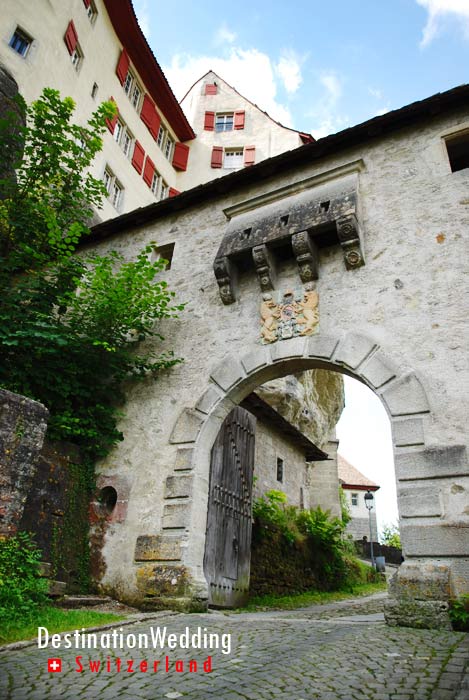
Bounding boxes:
338 455 379 491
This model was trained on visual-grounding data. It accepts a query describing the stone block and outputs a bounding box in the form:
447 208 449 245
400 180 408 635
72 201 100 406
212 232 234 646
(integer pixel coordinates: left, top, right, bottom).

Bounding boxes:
388 561 451 601
169 409 204 444
195 385 223 414
398 484 441 518
384 598 451 630
392 417 425 447
162 502 191 529
210 356 245 391
334 332 377 369
134 535 182 561
305 334 339 359
173 447 194 471
164 474 193 499
401 524 469 557
359 351 397 388
48 580 67 597
270 337 306 362
380 372 430 416
136 564 190 596
440 478 469 526
38 561 52 578
240 347 272 374
396 445 468 481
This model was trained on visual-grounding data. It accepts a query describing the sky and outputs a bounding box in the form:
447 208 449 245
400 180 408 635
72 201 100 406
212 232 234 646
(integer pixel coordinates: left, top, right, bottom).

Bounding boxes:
134 0 469 138
131 0 467 536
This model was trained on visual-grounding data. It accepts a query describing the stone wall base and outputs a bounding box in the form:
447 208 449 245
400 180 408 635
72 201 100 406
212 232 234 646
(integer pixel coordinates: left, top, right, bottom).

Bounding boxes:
384 598 451 630
140 595 208 613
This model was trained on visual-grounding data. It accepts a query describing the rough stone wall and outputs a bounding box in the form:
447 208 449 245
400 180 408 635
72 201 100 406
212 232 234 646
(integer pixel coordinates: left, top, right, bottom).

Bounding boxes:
0 63 23 186
0 389 48 536
19 440 90 590
308 440 342 518
82 105 469 615
255 370 344 448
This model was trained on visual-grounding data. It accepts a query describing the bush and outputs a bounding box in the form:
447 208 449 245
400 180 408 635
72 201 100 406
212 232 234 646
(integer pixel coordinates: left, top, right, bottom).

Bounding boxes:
0 532 48 623
380 523 401 549
449 594 469 631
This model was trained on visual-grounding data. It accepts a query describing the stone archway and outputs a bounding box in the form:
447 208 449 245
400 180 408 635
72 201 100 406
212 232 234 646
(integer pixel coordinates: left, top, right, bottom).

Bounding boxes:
150 330 468 628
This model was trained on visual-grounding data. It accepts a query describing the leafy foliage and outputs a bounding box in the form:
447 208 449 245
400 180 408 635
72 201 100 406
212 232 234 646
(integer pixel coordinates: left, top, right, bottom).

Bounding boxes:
0 89 183 460
449 594 469 631
339 486 352 526
380 523 401 549
0 532 48 624
252 490 374 590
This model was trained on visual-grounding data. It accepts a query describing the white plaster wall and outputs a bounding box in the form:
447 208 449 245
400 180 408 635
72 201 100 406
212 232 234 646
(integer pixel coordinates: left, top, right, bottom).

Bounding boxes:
178 71 304 190
252 417 308 508
82 106 469 600
0 0 179 220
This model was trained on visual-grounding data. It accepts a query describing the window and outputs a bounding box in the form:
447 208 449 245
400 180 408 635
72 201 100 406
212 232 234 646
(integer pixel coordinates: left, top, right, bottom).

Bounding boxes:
123 69 142 111
91 82 98 99
111 180 123 209
160 182 169 201
205 83 217 95
153 243 175 270
223 148 243 169
113 118 134 159
102 167 124 211
276 457 284 483
85 0 98 23
9 27 32 57
215 113 234 132
445 131 469 172
71 43 83 71
150 171 161 196
157 125 166 148
351 493 358 507
164 136 174 161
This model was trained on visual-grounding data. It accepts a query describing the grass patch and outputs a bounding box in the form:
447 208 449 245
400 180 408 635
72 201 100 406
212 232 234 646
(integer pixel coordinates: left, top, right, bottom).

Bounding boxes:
0 606 127 646
240 580 387 612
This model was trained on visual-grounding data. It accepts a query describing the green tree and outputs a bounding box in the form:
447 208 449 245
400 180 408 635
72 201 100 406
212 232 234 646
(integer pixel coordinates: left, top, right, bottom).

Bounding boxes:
380 523 401 548
0 89 183 460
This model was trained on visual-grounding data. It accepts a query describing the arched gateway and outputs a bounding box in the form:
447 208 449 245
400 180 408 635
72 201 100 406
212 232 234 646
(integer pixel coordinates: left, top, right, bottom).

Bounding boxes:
89 85 469 630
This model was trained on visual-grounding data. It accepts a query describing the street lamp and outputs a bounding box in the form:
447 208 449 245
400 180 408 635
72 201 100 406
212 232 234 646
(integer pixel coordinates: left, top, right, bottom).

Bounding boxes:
364 490 375 568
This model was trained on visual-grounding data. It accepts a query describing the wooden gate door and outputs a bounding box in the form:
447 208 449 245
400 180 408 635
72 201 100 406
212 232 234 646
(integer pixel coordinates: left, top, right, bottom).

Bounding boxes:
203 406 256 608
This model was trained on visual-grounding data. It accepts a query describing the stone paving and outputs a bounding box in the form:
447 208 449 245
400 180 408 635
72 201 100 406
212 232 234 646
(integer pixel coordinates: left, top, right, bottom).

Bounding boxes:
0 593 468 700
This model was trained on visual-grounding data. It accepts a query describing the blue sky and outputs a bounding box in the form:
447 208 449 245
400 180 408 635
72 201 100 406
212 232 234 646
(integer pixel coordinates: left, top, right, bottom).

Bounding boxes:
133 0 466 534
135 0 468 138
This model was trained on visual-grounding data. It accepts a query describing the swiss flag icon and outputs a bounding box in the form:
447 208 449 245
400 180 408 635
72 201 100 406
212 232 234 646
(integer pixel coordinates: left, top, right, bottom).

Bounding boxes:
47 658 62 673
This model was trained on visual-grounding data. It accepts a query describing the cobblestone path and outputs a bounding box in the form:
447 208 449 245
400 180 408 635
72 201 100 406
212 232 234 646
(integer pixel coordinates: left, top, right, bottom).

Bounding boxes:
1 593 468 700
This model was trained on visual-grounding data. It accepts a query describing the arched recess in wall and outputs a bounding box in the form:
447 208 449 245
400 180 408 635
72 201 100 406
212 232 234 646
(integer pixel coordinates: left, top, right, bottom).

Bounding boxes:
162 331 433 585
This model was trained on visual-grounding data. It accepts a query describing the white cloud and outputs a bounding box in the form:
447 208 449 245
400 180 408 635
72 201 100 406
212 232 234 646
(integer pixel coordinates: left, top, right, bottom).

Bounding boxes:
165 48 293 126
133 0 151 39
416 0 469 46
275 50 303 94
214 23 237 46
368 86 384 100
320 72 342 102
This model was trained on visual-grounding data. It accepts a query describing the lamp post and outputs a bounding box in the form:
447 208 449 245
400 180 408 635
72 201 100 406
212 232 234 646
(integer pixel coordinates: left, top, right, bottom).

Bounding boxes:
364 490 375 568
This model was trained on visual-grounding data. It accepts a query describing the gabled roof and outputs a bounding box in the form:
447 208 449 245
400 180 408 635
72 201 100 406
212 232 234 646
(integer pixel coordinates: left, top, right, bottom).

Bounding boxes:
88 82 469 243
103 0 195 141
180 69 314 143
338 455 379 491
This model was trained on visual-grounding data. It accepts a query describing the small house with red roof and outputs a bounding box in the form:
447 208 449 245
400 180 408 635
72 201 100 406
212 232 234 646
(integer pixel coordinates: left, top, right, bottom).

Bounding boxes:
338 455 380 542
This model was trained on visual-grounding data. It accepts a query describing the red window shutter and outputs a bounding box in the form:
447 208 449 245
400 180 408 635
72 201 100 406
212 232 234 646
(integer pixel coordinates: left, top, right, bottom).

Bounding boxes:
131 141 145 174
204 111 215 131
244 145 256 167
211 146 223 168
205 83 217 95
64 20 78 55
105 97 118 133
169 188 180 198
140 94 161 139
83 0 91 7
143 157 155 187
116 49 130 85
172 143 189 171
234 111 245 130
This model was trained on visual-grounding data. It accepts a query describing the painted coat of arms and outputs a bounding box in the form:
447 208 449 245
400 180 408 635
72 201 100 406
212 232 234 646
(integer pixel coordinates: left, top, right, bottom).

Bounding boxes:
260 283 319 344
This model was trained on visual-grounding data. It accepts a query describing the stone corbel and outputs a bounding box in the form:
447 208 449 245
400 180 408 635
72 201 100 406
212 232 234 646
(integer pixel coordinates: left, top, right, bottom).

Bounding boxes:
213 256 237 305
336 214 365 270
252 244 277 292
291 231 319 283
